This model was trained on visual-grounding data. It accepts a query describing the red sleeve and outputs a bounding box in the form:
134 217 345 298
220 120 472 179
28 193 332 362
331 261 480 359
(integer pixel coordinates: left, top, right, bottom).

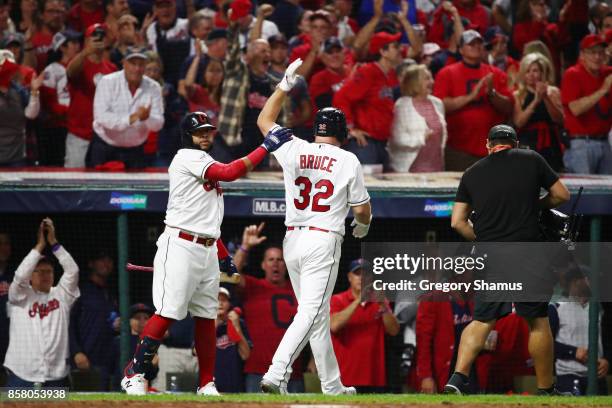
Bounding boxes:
332 66 370 127
205 147 267 182
560 68 580 105
309 71 329 101
492 67 512 98
290 44 310 63
426 8 449 48
415 300 436 381
216 238 229 259
330 294 344 314
40 86 68 117
432 66 453 99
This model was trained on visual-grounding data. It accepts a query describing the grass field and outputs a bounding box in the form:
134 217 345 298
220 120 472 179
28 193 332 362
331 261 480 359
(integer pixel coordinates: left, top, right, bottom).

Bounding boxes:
63 392 612 406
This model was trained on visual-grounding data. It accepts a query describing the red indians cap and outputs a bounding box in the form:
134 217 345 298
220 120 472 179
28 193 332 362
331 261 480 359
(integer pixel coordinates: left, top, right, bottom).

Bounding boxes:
580 33 606 50
85 23 107 38
230 0 252 21
369 31 401 55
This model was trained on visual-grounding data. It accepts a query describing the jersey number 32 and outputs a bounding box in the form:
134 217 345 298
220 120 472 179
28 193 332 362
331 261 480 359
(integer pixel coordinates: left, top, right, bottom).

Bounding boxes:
294 176 334 212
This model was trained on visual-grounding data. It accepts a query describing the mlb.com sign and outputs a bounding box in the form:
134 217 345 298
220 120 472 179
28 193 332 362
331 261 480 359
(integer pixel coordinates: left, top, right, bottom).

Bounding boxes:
423 200 454 217
110 193 148 210
253 198 286 216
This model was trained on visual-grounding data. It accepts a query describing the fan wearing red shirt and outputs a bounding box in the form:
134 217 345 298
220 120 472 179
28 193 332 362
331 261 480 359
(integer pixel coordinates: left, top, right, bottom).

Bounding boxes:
512 0 562 73
22 0 66 73
330 259 399 391
561 34 612 174
235 245 304 393
433 30 513 171
65 24 117 168
309 37 350 111
333 31 401 167
454 0 490 35
291 11 334 79
67 0 105 33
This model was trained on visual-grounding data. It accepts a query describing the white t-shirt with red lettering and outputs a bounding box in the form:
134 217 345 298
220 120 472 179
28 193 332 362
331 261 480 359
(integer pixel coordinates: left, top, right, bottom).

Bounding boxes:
5 248 80 382
272 132 370 235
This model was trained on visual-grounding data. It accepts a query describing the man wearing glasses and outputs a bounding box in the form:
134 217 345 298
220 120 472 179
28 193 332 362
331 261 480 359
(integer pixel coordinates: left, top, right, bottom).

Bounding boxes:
561 34 612 175
23 0 66 72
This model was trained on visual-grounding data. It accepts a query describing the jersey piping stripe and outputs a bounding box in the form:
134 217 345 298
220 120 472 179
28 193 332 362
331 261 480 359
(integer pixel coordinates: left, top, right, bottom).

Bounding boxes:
279 234 339 388
159 234 171 315
348 196 370 206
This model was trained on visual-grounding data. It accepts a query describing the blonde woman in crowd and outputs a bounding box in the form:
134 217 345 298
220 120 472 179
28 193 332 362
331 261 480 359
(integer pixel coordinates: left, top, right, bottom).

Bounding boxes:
513 52 564 171
389 64 446 173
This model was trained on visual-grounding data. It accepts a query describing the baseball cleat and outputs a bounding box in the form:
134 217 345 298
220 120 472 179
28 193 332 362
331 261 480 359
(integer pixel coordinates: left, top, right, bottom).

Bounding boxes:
341 386 357 395
443 372 470 395
260 379 288 394
121 373 147 395
537 386 573 396
197 382 221 396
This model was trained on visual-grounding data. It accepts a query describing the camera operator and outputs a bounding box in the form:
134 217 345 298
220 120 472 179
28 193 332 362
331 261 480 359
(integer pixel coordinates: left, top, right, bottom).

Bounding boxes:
444 124 570 396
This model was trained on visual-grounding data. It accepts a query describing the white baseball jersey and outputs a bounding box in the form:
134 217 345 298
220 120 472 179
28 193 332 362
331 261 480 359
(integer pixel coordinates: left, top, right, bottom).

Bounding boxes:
42 62 70 107
272 135 370 235
165 148 224 238
4 247 80 382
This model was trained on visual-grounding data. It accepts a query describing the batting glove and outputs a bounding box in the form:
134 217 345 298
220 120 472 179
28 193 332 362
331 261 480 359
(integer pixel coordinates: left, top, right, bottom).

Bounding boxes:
277 58 303 92
219 256 238 276
351 215 372 239
262 126 293 152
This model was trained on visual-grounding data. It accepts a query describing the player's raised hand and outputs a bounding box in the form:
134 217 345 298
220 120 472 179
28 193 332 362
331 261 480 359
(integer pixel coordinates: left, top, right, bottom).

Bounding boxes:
351 215 372 238
262 126 293 152
278 58 302 92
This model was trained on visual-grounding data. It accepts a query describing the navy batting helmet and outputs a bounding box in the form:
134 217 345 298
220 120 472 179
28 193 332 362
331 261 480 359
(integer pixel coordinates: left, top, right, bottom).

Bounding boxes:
313 107 348 142
181 111 216 148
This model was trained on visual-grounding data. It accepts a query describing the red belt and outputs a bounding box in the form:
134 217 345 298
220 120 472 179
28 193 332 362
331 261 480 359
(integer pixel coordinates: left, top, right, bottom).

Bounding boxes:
178 231 216 246
287 226 330 233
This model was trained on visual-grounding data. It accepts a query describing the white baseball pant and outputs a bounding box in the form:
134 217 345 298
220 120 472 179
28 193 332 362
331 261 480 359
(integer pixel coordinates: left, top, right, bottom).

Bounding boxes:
152 227 220 320
263 228 345 394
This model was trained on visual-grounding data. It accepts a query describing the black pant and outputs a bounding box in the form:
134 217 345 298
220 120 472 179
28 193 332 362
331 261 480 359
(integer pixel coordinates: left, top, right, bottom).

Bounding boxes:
87 133 146 169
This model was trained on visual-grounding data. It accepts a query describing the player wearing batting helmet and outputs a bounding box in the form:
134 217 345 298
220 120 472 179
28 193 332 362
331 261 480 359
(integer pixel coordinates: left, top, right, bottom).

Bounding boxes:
120 111 292 396
255 58 372 395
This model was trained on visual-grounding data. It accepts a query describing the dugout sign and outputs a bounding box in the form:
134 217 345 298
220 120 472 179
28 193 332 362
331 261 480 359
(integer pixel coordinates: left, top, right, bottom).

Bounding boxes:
252 198 286 216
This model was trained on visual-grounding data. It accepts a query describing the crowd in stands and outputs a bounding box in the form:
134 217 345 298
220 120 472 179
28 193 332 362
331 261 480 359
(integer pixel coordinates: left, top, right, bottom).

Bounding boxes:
0 0 608 173
1 220 611 393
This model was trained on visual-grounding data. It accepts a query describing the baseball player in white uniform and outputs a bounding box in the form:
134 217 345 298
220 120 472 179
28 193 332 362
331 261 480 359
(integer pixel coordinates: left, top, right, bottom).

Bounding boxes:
121 111 292 396
4 218 80 387
257 59 373 395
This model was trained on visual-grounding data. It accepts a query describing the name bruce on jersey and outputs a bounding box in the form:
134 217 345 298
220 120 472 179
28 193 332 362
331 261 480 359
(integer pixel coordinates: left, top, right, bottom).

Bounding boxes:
299 154 337 173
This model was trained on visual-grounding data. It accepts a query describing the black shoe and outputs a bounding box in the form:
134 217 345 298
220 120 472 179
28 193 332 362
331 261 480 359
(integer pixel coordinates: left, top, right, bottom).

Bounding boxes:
443 373 471 395
537 386 573 396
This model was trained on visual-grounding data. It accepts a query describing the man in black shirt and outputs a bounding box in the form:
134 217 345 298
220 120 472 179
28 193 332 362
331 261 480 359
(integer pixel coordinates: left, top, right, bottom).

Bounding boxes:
445 124 570 395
